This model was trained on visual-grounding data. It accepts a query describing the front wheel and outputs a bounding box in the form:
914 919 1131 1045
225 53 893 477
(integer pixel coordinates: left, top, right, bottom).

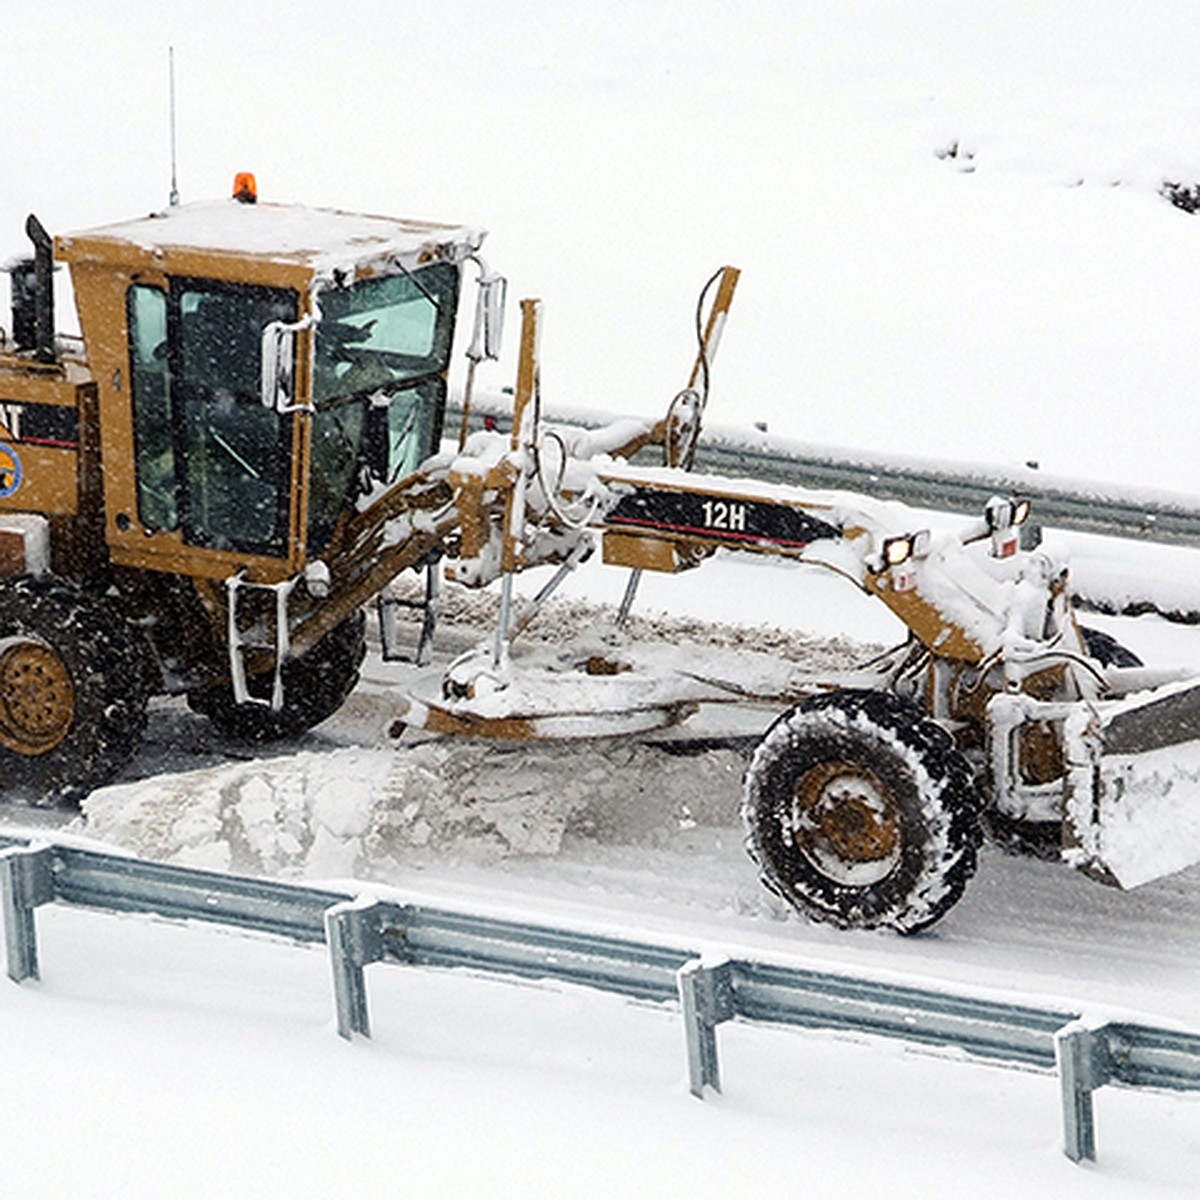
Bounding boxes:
742 690 981 933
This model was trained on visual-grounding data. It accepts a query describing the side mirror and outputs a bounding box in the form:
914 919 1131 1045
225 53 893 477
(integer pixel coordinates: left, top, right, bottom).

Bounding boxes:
467 273 507 363
260 316 315 413
260 320 294 411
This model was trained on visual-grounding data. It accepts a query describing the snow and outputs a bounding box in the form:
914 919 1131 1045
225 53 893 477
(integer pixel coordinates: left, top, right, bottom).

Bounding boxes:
1085 738 1200 888
58 200 483 279
4 903 1196 1199
7 0 1200 1190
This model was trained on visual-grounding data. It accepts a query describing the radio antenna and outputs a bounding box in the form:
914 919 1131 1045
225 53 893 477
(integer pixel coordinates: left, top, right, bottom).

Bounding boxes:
168 46 181 207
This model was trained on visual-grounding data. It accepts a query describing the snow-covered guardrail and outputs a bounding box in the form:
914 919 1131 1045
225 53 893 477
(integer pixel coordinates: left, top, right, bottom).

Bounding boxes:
452 393 1200 622
454 392 1200 549
1 834 1197 1164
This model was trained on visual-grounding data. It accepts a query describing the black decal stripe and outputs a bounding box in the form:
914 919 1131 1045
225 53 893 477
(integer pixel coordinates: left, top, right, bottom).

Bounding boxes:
0 401 79 449
607 486 842 549
21 404 79 448
607 512 817 549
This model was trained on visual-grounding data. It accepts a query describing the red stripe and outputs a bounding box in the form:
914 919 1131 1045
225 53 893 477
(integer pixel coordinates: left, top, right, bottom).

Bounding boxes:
13 436 78 449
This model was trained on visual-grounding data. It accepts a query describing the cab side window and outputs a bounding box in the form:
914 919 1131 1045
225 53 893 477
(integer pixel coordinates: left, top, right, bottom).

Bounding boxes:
127 285 177 532
174 283 294 554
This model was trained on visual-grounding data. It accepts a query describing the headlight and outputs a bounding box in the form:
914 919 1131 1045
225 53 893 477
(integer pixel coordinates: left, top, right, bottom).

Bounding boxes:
881 530 930 568
985 495 1031 532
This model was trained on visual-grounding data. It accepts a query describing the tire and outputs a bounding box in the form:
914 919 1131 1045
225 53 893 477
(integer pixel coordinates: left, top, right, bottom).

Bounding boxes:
742 690 981 933
187 610 366 742
1079 625 1142 669
0 576 150 803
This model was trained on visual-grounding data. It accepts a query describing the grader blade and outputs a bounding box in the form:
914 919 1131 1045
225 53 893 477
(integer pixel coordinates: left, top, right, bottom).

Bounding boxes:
397 688 698 741
1067 678 1200 890
394 634 896 744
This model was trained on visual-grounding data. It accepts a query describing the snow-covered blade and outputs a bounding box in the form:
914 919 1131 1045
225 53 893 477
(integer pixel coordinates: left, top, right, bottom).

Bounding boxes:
401 632 897 742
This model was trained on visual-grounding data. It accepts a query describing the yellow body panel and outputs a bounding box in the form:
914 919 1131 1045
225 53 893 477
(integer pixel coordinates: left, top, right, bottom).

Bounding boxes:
864 571 986 662
0 354 90 516
602 531 684 573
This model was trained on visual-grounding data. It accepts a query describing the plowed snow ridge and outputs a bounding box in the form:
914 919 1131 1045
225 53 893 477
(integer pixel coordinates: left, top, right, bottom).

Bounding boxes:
8 583 1200 1028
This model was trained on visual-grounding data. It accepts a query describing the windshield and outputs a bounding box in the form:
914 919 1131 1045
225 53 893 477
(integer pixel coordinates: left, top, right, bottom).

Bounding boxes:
306 261 460 552
312 262 459 404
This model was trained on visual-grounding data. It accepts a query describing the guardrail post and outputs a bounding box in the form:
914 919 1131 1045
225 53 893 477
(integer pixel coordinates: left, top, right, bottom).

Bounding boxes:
0 844 55 983
678 958 736 1097
325 898 388 1040
1055 1021 1115 1163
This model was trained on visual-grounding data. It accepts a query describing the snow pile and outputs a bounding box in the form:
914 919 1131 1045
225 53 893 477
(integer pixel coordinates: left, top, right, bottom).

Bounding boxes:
386 569 876 670
83 740 746 881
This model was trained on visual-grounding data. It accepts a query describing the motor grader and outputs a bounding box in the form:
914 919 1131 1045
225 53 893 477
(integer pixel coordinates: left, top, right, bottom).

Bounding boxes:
2 184 1200 934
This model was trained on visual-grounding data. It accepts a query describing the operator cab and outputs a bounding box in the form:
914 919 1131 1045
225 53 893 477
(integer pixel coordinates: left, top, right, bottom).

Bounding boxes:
57 194 483 583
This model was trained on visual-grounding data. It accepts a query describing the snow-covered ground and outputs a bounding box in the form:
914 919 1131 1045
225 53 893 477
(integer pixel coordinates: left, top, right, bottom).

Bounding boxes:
7 0 1200 1192
0 580 1190 1194
6 901 1198 1199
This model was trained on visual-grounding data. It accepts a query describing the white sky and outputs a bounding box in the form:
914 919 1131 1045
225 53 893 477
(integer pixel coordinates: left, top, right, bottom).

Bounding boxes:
7 2 1200 491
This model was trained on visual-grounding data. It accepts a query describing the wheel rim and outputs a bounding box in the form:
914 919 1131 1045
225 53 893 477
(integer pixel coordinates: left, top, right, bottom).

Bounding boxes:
788 759 902 886
0 638 76 755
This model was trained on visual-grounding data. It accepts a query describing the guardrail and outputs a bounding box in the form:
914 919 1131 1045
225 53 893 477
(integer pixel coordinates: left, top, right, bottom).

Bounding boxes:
451 393 1200 623
453 392 1200 548
1 833 1197 1164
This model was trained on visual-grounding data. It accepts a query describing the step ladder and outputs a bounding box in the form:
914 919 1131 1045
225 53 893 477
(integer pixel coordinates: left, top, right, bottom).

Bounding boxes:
224 571 299 710
376 563 440 667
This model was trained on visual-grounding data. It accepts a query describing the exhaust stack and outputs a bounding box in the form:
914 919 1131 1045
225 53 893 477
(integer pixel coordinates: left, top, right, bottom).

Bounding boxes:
8 214 56 363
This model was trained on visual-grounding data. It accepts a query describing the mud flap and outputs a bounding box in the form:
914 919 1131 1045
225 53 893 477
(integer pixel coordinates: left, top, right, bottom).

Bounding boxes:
1064 679 1200 889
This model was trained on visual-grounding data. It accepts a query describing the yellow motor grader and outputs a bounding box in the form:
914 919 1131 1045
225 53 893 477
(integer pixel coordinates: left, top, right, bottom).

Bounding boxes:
2 183 1199 933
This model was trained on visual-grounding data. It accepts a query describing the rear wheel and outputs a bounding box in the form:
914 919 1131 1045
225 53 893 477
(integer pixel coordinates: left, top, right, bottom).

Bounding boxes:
188 610 366 743
742 690 981 933
0 576 150 803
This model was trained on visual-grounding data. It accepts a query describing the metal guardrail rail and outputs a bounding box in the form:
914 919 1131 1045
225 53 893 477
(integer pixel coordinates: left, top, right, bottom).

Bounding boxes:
452 393 1200 549
451 394 1200 623
1 833 1197 1164
690 439 1200 550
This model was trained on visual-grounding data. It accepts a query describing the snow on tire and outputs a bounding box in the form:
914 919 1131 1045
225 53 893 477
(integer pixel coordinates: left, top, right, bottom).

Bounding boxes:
742 689 981 933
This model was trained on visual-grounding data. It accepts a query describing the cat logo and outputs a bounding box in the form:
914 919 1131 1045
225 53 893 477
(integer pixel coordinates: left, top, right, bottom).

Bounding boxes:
0 443 23 498
0 402 23 440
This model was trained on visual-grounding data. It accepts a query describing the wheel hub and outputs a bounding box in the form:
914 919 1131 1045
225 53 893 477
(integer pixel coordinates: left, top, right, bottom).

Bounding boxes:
791 759 901 886
0 638 76 756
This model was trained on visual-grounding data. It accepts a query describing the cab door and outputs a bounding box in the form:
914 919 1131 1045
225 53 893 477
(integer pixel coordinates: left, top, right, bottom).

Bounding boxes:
123 277 302 578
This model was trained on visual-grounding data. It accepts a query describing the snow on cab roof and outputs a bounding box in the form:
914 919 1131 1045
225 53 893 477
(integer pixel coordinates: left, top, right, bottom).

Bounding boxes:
56 199 485 282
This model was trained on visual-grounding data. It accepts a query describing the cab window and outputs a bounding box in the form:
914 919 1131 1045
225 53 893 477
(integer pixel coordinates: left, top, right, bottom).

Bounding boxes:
305 263 458 552
127 285 176 531
126 278 298 557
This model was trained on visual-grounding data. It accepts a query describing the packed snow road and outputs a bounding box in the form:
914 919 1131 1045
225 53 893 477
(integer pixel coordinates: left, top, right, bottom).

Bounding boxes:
4 581 1200 1034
